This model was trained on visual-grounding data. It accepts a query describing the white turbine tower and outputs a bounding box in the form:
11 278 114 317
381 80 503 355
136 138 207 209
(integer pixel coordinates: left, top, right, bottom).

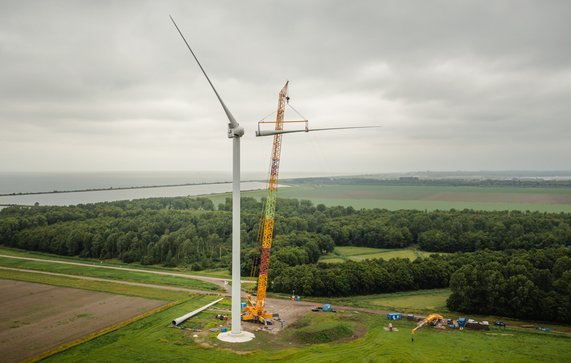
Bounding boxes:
170 16 254 343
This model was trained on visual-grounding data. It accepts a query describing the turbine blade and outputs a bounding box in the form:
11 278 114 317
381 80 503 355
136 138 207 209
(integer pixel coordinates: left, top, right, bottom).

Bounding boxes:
256 125 381 137
170 15 238 129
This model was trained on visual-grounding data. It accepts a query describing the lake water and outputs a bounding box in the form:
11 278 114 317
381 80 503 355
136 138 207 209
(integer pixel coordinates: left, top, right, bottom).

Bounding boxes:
0 171 269 194
0 171 276 207
0 181 268 206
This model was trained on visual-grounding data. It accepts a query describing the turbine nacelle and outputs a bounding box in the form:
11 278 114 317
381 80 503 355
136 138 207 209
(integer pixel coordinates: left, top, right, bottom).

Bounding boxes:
229 124 245 138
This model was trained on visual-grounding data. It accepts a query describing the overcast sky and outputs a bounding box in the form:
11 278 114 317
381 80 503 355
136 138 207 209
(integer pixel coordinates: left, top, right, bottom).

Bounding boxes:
1 0 570 176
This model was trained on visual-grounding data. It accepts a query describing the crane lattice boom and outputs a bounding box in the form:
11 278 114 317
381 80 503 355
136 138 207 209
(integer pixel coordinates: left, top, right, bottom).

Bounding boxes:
242 81 289 323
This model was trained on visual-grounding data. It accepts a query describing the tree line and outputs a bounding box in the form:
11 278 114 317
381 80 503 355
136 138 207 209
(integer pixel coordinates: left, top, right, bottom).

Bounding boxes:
268 254 452 297
2 197 570 265
447 247 571 323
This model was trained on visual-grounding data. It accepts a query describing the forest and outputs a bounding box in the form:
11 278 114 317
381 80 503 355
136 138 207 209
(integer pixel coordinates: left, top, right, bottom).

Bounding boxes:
0 196 570 322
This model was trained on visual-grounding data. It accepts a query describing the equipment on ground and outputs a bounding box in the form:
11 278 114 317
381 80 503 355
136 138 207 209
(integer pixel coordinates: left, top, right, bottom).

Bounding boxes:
411 313 443 334
311 304 337 313
322 304 336 312
387 313 402 320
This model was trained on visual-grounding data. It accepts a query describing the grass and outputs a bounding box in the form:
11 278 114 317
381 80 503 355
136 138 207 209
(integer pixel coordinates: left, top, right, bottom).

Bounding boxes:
287 313 357 344
319 246 437 263
42 297 571 363
0 268 191 301
207 184 571 212
0 256 224 292
318 256 346 263
324 289 453 314
0 246 237 280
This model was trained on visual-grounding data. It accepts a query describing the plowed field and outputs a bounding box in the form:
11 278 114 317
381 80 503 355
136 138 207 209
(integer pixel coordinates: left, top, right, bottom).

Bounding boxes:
0 279 164 362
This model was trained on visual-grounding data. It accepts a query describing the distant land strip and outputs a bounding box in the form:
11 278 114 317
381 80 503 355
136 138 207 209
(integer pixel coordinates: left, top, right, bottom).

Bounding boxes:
284 176 571 188
0 179 265 197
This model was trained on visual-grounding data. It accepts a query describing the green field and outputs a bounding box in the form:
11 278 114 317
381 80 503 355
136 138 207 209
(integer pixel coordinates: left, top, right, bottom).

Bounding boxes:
0 256 224 292
42 295 571 363
0 268 190 301
322 289 452 314
0 246 236 280
208 184 571 212
319 246 436 263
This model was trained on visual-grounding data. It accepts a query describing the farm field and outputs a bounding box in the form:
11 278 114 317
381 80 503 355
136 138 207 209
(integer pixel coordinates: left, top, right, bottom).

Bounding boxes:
207 184 571 212
43 295 571 363
318 289 452 314
0 267 192 301
319 246 436 263
0 246 235 280
0 279 165 363
0 255 224 292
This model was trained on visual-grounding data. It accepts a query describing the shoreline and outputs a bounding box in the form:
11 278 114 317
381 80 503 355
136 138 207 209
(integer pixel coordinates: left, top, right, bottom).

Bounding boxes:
0 179 265 197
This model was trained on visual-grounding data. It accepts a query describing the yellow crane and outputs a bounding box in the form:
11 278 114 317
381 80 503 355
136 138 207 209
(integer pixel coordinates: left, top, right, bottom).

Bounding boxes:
242 81 297 323
242 83 379 324
412 313 443 334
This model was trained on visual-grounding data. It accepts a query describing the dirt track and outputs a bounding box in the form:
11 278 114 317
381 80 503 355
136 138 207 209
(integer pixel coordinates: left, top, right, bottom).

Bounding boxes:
0 280 165 363
0 254 250 290
0 266 225 295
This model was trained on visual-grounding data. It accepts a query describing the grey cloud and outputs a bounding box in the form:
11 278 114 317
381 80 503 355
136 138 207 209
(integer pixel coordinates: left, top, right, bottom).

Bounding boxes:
0 0 570 173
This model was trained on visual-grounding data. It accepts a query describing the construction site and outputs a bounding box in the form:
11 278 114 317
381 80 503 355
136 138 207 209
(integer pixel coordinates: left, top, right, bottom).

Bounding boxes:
164 79 495 346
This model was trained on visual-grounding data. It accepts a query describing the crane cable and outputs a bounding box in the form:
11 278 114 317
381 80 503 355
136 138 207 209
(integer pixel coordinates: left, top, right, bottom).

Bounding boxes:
287 103 307 122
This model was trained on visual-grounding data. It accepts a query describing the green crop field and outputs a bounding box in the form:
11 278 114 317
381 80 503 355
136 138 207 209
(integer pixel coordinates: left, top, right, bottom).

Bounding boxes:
0 256 223 292
0 246 235 280
42 295 571 363
0 269 190 301
321 289 452 314
319 246 436 263
207 184 571 212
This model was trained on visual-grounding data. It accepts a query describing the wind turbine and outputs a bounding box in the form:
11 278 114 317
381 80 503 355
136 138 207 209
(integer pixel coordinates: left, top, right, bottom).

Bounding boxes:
170 16 254 343
171 16 382 342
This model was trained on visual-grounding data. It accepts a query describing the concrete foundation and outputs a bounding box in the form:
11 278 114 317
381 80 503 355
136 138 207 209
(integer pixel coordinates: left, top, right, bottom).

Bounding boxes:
217 331 255 343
